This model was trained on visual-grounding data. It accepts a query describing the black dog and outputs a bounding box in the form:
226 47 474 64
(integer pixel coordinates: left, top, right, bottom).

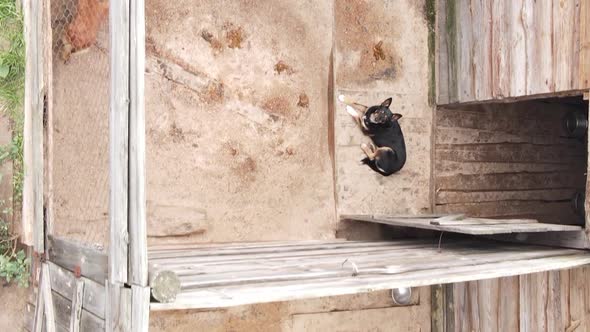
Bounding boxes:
339 96 406 176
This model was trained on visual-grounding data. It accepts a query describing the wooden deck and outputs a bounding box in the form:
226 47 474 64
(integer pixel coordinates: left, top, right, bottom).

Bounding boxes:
148 239 590 310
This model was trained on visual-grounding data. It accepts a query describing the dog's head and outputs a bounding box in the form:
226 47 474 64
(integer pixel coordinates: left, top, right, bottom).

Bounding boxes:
366 98 402 125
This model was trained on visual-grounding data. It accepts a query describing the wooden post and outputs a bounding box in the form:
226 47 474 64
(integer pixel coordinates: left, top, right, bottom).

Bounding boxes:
129 0 150 327
40 263 56 332
23 0 45 251
109 0 130 284
129 0 148 287
131 286 151 332
106 281 132 332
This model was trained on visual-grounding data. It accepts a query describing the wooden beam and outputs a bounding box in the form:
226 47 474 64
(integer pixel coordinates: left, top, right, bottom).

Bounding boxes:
579 0 590 89
41 263 56 332
23 0 44 250
69 280 85 332
47 235 108 285
131 286 150 332
33 274 44 332
106 282 131 332
128 0 148 287
109 0 130 284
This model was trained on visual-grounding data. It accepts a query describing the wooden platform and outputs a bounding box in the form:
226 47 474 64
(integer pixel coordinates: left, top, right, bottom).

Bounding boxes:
343 215 583 235
148 239 590 310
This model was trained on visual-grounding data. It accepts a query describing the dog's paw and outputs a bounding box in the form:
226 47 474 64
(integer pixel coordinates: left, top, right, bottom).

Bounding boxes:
346 105 358 117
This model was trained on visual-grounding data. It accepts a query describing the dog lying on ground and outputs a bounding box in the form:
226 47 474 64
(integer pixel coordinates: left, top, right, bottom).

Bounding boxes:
339 95 406 176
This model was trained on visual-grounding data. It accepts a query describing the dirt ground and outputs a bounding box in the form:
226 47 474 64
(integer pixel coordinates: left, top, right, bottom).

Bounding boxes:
0 284 27 331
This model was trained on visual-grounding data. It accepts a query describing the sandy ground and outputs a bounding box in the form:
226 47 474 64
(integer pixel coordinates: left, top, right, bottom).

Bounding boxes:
0 284 27 331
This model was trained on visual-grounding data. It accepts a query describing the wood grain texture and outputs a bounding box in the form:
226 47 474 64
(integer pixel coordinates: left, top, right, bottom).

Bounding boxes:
129 0 148 287
23 0 45 251
579 0 590 88
48 261 105 319
41 264 56 332
446 266 590 332
109 0 130 283
438 0 586 103
131 286 150 332
47 235 108 285
148 239 590 310
69 279 85 332
435 103 586 226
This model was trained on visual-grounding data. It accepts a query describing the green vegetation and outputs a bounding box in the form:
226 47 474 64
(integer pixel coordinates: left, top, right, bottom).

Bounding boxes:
0 0 29 287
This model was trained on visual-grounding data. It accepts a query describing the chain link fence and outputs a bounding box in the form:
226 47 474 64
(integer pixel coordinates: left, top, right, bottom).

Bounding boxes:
49 0 110 250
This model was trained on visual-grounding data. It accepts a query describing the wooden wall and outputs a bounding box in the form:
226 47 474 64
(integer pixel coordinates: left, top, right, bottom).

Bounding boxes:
434 100 587 224
446 266 590 332
437 0 590 105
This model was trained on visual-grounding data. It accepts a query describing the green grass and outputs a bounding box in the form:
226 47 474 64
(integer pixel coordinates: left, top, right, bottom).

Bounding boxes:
0 0 28 287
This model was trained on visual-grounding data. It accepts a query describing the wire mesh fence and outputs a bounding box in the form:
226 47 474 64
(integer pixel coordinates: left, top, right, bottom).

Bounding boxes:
49 0 110 250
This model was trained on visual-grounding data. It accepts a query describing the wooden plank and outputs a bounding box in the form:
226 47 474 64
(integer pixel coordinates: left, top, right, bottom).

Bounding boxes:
470 0 492 101
23 0 44 250
437 188 578 205
435 201 580 225
43 0 54 236
524 0 554 95
431 217 537 226
491 0 509 98
445 0 458 102
431 284 445 332
150 242 454 266
131 286 150 332
22 0 34 247
488 230 590 250
128 0 148 287
579 0 590 89
436 144 584 165
106 282 131 332
33 274 44 332
520 272 548 331
177 249 579 289
47 235 108 285
435 0 450 105
69 279 85 332
553 0 577 92
149 240 425 259
41 264 56 332
48 262 106 319
569 266 590 331
436 171 583 191
52 290 105 332
508 0 527 97
151 253 590 310
109 0 130 284
346 215 582 235
456 0 474 101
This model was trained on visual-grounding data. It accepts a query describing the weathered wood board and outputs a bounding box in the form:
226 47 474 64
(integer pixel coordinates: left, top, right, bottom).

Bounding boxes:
447 266 590 332
437 0 589 105
148 239 590 310
334 0 433 217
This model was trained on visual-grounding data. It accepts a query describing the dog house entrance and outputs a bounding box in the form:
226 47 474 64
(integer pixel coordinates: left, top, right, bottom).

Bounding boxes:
343 96 589 243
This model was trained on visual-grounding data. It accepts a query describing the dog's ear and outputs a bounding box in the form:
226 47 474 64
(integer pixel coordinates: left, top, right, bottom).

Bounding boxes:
381 97 392 108
392 113 402 121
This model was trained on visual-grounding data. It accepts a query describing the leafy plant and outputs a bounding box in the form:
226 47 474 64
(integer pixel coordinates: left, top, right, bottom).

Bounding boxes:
0 248 29 287
0 0 28 287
